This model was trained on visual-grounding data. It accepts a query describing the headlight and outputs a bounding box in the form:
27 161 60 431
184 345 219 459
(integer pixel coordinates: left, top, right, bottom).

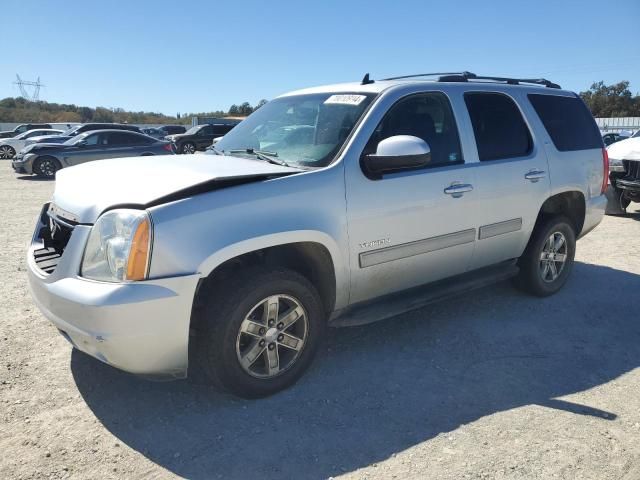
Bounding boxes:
609 157 625 172
81 209 152 282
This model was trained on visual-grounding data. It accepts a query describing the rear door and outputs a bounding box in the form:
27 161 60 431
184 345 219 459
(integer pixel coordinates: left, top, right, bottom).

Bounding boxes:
461 91 551 269
103 131 153 158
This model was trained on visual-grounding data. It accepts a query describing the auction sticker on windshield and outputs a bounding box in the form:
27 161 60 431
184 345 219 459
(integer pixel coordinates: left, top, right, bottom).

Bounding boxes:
324 94 367 106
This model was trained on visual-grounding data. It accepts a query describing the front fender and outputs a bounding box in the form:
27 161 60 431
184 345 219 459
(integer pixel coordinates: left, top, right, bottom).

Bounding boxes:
197 230 349 309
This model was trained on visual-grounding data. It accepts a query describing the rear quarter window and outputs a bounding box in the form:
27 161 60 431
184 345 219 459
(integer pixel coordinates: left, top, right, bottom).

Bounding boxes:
528 94 602 151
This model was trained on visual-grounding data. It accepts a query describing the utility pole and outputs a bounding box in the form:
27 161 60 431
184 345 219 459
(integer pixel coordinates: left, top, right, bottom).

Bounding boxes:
14 74 45 101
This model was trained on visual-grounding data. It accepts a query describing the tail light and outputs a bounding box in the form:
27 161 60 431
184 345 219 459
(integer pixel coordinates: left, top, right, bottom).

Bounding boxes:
163 143 173 152
601 147 609 194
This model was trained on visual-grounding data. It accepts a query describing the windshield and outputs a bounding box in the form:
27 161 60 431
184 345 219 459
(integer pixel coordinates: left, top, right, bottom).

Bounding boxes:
62 126 81 136
633 130 640 138
213 92 376 168
63 132 89 145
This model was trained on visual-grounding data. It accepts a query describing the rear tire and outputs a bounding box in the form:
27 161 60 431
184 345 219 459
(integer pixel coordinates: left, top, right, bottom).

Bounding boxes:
33 156 61 179
192 266 325 398
515 216 576 297
181 142 196 154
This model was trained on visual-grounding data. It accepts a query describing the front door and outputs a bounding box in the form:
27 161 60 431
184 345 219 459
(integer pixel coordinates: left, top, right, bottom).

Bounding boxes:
345 91 478 304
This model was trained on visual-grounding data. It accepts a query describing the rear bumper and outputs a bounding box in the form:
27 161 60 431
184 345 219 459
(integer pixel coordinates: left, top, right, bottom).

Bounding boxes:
579 193 607 238
27 209 201 378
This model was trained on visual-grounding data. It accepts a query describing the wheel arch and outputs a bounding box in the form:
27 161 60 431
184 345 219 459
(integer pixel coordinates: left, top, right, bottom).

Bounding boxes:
193 232 346 323
535 190 586 236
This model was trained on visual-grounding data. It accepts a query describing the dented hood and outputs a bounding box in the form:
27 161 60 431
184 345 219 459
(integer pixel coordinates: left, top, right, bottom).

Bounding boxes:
608 137 640 161
53 154 301 223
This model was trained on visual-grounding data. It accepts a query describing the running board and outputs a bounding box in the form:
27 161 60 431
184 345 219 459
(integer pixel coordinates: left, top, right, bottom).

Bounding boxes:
329 261 519 328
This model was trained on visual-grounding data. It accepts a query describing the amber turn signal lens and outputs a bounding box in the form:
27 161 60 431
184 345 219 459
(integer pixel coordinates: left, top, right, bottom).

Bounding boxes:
126 217 151 281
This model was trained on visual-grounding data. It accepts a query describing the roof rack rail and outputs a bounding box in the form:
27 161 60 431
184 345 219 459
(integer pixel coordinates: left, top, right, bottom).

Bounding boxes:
380 71 473 81
379 71 561 89
437 72 561 89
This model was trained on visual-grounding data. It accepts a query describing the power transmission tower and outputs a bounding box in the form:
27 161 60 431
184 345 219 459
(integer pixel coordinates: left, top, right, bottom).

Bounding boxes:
14 74 45 101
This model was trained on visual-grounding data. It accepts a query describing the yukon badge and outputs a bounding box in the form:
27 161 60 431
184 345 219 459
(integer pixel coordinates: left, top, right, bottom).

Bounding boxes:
359 238 391 249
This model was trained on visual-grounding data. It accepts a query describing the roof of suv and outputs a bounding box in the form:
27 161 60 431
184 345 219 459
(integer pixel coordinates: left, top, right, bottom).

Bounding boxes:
280 73 575 98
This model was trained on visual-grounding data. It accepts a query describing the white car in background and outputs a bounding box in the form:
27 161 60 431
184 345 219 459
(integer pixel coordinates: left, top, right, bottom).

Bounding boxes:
0 129 64 159
606 130 640 214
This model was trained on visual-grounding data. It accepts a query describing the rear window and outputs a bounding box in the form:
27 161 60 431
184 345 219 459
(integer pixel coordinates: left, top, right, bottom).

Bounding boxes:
528 94 602 151
464 92 532 161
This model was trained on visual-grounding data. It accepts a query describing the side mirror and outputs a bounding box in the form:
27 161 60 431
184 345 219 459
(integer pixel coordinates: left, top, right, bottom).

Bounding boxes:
76 140 87 147
361 135 431 179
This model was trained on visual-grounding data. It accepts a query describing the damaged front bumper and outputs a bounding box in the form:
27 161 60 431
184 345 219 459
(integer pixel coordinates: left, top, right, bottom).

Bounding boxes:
27 204 200 378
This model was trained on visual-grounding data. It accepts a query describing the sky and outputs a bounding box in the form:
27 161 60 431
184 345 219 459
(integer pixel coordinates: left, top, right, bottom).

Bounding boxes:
3 0 640 116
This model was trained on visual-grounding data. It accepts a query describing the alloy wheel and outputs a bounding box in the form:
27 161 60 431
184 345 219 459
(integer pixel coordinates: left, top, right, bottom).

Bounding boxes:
539 231 567 283
0 145 15 159
183 143 196 154
235 294 308 378
38 159 57 178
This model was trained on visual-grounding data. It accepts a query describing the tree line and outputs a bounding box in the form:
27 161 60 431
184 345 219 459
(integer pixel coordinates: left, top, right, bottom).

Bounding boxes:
579 81 640 117
0 97 269 125
1 81 639 124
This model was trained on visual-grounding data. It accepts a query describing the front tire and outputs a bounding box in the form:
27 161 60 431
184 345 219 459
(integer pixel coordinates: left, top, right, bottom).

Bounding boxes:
0 145 16 159
193 267 325 398
33 156 61 179
180 142 196 154
515 216 576 297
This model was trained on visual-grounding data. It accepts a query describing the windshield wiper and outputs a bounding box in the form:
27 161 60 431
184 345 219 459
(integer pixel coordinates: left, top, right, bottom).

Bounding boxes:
227 148 289 167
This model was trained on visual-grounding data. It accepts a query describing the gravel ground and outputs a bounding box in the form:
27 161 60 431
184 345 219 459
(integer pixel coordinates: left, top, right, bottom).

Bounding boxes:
1 160 640 480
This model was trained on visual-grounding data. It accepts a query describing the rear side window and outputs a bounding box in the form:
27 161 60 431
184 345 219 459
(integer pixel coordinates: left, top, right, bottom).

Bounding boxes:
528 94 602 151
109 132 151 145
464 92 532 161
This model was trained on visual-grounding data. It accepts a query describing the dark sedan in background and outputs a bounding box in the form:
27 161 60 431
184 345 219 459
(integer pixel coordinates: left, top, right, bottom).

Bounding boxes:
23 123 142 148
168 121 239 154
12 129 173 178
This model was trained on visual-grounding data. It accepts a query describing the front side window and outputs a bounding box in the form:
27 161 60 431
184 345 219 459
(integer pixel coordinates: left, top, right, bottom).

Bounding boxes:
363 92 463 166
214 92 376 168
76 133 102 146
465 92 532 161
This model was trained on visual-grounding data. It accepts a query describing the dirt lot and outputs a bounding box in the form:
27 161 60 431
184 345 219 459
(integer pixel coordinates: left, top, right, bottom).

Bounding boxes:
1 160 640 480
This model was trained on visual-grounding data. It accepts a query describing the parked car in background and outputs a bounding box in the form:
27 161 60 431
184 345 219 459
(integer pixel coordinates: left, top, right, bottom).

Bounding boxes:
602 131 630 146
605 135 640 214
167 121 239 154
0 129 64 159
25 73 607 398
12 130 173 178
0 123 52 139
23 123 142 147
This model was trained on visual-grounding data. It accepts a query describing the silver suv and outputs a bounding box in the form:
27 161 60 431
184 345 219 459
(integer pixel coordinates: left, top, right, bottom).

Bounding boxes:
27 72 608 398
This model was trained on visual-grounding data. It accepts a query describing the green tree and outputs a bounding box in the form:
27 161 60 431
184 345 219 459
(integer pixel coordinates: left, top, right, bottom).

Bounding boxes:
254 99 268 110
228 104 240 115
580 81 640 117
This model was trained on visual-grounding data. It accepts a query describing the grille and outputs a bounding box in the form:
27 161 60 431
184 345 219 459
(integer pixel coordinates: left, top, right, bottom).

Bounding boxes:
623 160 640 180
33 207 76 275
33 247 63 274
